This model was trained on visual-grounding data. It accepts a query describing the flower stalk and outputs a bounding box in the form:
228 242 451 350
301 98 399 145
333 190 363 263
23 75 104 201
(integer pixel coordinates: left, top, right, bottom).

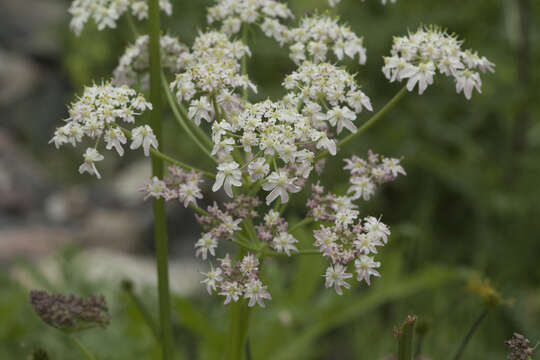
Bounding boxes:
452 308 489 360
69 335 97 360
148 0 174 359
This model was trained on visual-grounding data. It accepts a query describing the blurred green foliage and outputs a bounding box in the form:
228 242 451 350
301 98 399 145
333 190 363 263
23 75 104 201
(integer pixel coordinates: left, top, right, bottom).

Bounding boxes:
4 0 540 359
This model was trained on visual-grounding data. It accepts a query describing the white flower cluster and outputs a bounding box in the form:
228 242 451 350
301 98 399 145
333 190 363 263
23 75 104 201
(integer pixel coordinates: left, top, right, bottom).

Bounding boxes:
69 0 173 36
201 254 272 307
170 31 255 124
284 61 373 137
283 14 367 65
329 0 396 7
383 26 495 99
49 83 154 179
210 99 327 203
344 150 405 200
141 166 204 207
113 35 188 87
307 182 392 294
207 0 293 37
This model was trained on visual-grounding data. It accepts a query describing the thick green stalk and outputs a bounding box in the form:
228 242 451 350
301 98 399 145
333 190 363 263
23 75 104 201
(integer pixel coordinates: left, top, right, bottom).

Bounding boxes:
315 86 408 161
148 1 174 359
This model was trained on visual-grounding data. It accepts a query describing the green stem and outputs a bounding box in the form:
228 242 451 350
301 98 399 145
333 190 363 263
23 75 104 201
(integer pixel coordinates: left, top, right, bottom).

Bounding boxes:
189 203 209 216
242 24 249 101
68 335 96 360
126 13 140 37
264 249 320 257
148 1 174 359
161 73 216 163
289 217 314 233
124 284 160 341
149 147 216 179
452 308 489 360
231 238 258 252
227 248 251 360
315 86 408 161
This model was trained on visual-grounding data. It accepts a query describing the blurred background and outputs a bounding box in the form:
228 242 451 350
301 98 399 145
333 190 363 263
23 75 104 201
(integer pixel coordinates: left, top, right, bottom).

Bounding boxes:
1 0 539 359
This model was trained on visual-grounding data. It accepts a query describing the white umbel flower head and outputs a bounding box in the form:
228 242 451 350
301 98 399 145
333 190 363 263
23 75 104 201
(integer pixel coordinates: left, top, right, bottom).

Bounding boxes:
69 0 173 36
50 82 154 179
113 35 188 87
382 25 494 99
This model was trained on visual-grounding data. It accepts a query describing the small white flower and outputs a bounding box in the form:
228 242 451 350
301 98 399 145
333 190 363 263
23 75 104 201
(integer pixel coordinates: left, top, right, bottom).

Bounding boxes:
219 281 243 305
455 70 482 100
264 210 280 226
132 94 153 111
201 266 223 294
188 96 214 126
78 148 104 179
382 157 406 177
324 264 352 295
354 233 382 255
195 233 218 260
130 125 158 156
247 157 270 181
262 170 301 205
213 161 242 198
49 126 70 149
354 255 381 286
313 226 339 253
240 253 259 275
178 182 203 208
141 176 167 200
364 216 390 244
346 90 373 113
348 176 376 200
327 106 357 134
244 279 272 307
272 232 298 256
315 133 337 156
406 62 435 95
104 127 127 156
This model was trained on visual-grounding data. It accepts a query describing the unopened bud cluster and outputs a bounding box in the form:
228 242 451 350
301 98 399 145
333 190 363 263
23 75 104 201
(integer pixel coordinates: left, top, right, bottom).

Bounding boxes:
30 290 110 331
